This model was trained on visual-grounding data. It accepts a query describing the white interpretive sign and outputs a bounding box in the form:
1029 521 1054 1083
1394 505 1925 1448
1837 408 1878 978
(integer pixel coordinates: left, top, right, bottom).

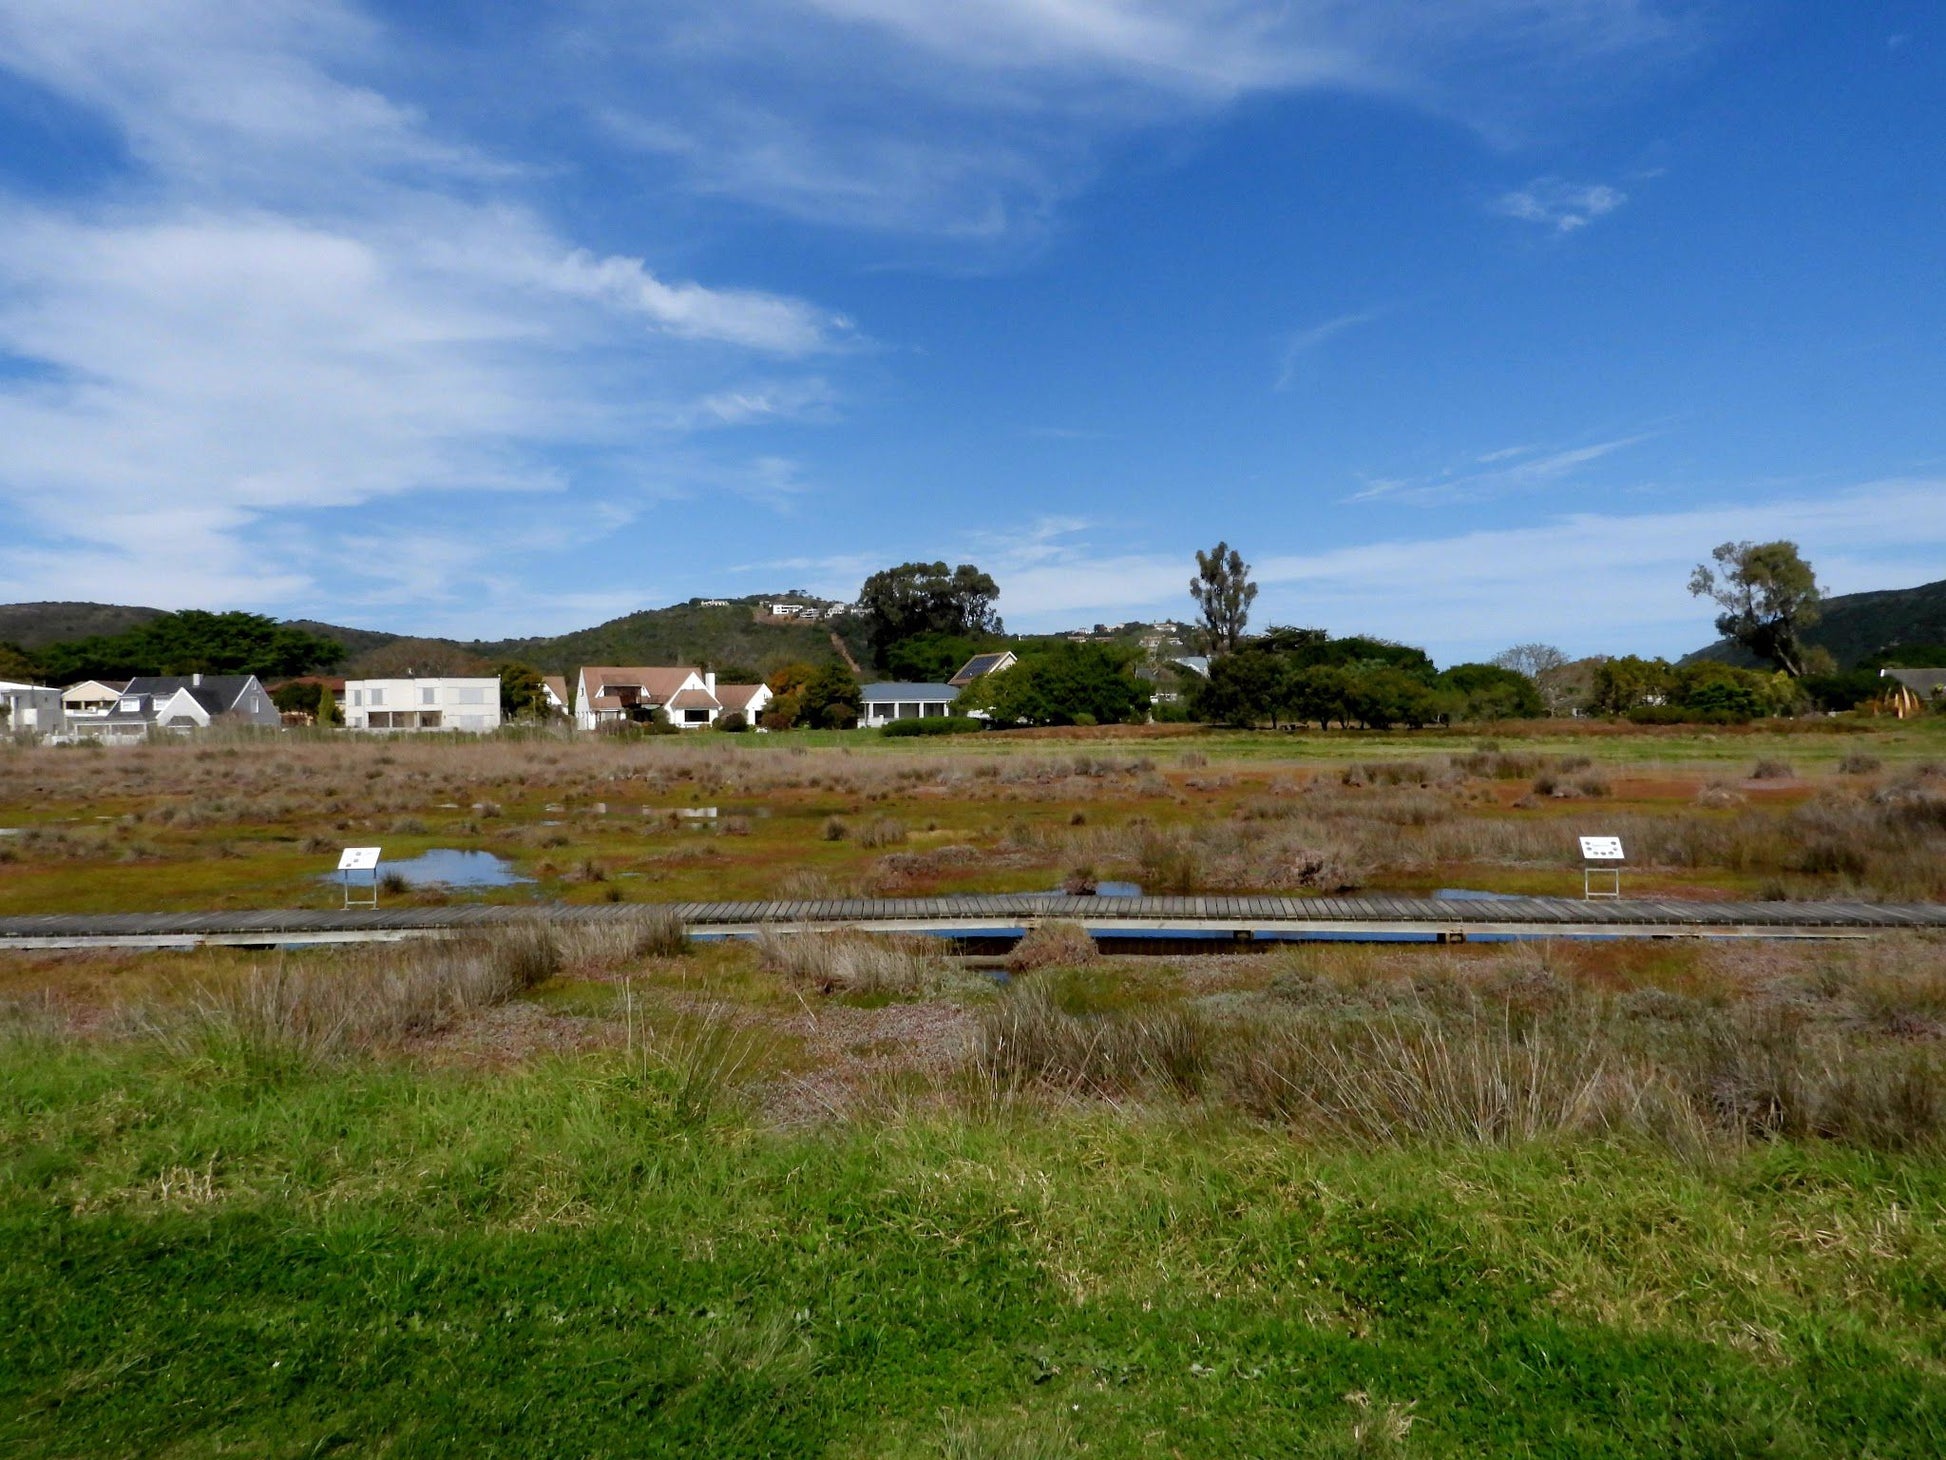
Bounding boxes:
337 846 383 908
1579 835 1624 899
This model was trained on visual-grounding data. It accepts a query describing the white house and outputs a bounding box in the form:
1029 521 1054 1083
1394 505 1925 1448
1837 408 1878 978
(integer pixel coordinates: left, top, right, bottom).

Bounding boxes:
0 682 65 740
78 674 281 742
859 682 959 725
574 666 723 730
344 676 502 732
541 675 571 719
714 682 773 726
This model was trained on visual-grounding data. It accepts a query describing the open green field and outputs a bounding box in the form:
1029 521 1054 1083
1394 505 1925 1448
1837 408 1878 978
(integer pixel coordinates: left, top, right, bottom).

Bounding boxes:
4 721 1946 1454
6 919 1946 1455
2 716 1944 915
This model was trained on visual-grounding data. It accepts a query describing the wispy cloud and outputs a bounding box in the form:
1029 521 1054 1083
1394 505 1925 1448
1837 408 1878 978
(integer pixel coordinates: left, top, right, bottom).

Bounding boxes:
1346 434 1651 505
1494 177 1628 232
582 1 1690 240
1274 308 1385 390
986 481 1946 662
0 0 851 623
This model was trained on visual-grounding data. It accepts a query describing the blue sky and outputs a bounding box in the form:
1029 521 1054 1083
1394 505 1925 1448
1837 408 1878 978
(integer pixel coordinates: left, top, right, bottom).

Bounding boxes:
0 1 1941 663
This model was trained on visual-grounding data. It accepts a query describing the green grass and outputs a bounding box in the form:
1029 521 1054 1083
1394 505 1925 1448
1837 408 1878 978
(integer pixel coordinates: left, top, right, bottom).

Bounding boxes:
4 1038 1945 1456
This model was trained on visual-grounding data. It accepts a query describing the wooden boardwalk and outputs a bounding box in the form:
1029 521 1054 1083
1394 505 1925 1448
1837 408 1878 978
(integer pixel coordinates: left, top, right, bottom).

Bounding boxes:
1 894 1942 949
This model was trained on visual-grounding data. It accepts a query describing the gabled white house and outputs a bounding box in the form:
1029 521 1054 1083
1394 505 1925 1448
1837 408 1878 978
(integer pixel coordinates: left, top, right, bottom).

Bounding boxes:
76 674 281 741
714 682 773 726
541 675 571 719
948 651 1017 688
344 676 502 732
574 666 723 730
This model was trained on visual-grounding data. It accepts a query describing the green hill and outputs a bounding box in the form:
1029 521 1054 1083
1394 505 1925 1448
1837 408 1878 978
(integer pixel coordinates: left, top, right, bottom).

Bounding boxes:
1685 577 1946 670
0 602 168 650
0 597 870 683
472 601 867 677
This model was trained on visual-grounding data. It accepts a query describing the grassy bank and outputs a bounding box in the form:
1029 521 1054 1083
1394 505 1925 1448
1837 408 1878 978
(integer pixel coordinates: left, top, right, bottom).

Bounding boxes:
5 928 1946 1455
6 1041 1946 1457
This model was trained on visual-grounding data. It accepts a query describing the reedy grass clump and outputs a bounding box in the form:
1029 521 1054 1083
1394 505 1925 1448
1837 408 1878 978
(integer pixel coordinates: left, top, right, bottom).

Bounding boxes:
132 926 565 1064
757 928 946 996
976 943 1946 1154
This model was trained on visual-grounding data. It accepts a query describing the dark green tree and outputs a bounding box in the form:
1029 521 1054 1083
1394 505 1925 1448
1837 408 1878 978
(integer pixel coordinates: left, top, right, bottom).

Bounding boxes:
857 562 1002 668
1189 541 1258 656
1591 656 1674 714
35 611 343 682
1436 663 1545 720
959 644 1150 727
1192 649 1284 727
1689 540 1823 677
0 641 43 682
496 662 549 720
799 662 861 729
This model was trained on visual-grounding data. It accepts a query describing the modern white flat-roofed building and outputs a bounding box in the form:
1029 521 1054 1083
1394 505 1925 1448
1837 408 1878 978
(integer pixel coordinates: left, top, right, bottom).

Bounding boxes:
859 682 959 725
344 676 502 732
0 682 65 740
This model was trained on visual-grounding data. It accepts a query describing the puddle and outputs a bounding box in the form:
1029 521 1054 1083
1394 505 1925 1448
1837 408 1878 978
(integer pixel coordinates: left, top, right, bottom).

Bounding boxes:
1433 887 1524 901
320 848 531 888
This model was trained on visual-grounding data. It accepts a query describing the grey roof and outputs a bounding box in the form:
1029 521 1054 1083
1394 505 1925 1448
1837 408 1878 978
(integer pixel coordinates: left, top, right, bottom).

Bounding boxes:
1883 668 1946 696
124 675 257 712
1172 656 1211 677
859 682 959 702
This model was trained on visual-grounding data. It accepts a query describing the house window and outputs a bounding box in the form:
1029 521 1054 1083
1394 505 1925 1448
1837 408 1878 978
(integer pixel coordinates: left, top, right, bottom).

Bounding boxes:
899 702 920 719
422 688 436 705
369 688 384 706
456 687 487 705
352 690 362 706
683 709 710 723
419 711 442 728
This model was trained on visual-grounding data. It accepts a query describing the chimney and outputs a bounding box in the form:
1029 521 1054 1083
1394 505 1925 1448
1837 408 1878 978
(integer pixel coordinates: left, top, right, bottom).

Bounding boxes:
192 672 202 687
704 671 716 696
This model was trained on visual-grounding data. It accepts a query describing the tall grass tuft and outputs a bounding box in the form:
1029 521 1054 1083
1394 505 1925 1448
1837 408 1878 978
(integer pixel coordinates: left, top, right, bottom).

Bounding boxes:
975 981 1210 1097
1006 920 1098 974
620 987 765 1126
758 928 944 996
145 926 563 1065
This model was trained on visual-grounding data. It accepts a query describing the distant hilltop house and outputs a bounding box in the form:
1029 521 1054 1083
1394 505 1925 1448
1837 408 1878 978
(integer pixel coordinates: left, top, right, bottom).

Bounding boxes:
859 682 959 725
1880 667 1946 718
344 675 502 733
88 674 282 742
572 666 769 730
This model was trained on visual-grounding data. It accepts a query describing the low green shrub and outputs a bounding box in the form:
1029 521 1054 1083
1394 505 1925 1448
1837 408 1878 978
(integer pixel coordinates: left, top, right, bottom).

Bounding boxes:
880 715 985 738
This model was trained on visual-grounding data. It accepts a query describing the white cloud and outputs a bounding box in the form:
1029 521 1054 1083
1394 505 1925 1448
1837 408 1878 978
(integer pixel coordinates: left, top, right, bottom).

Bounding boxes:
1274 308 1385 390
583 0 1689 238
1346 434 1650 504
1494 177 1628 232
0 0 851 620
977 481 1946 663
